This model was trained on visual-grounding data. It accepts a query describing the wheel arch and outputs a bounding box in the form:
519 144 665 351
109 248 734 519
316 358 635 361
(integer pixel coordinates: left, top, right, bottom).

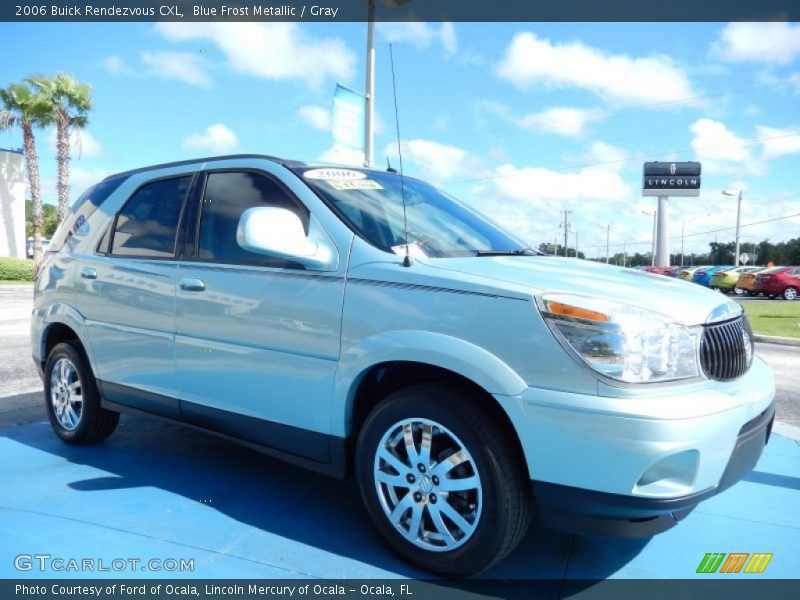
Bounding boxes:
334 331 530 476
38 304 95 375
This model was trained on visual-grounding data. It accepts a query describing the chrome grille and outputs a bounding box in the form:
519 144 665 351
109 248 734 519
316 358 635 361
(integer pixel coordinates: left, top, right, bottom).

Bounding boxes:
700 316 752 381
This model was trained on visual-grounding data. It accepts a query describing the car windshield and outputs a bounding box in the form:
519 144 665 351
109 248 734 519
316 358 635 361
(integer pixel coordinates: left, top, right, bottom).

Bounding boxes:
294 167 530 258
762 267 788 273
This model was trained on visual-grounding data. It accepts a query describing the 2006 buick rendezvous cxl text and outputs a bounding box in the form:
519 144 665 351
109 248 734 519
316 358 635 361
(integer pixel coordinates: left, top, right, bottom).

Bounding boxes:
31 155 775 576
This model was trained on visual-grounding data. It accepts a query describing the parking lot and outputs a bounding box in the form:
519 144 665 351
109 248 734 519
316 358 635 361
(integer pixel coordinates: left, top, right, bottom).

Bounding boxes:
1 284 799 580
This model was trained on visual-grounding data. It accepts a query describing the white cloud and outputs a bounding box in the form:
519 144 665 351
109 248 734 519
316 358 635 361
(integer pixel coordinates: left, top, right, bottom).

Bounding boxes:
298 105 330 131
497 32 697 106
690 118 749 162
41 166 111 204
382 139 481 183
46 128 103 159
155 23 355 88
140 51 212 88
519 107 600 138
583 141 628 169
492 163 631 203
379 22 458 57
756 125 800 161
181 124 239 154
103 55 133 75
713 22 800 65
790 73 800 92
319 144 365 167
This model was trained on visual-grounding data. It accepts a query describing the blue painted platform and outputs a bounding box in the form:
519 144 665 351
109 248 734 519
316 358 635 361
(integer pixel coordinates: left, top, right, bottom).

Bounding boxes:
1 416 798 579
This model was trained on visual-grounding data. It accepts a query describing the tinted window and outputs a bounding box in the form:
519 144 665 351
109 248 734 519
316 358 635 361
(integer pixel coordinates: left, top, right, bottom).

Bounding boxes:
111 176 191 257
197 171 309 264
50 175 128 253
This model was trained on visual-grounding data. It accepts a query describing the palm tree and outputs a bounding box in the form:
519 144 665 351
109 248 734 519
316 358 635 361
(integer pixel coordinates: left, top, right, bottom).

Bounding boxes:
29 72 92 223
0 82 51 262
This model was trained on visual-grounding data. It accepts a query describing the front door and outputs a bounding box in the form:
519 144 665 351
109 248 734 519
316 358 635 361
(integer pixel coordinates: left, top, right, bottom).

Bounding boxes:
174 169 345 461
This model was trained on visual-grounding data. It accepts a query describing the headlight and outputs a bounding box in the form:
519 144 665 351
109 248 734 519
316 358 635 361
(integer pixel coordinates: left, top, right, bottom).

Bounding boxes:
537 293 701 383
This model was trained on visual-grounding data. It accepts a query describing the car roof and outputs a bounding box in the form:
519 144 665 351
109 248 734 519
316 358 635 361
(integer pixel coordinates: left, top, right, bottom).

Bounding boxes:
101 154 401 184
101 154 309 182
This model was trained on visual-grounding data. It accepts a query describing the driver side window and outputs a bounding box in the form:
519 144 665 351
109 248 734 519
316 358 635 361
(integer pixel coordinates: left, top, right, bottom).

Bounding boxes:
197 171 309 266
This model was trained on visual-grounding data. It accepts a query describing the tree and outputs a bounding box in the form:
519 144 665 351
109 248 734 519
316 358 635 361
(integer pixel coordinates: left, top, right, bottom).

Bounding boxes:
25 200 59 237
0 82 52 262
29 72 92 223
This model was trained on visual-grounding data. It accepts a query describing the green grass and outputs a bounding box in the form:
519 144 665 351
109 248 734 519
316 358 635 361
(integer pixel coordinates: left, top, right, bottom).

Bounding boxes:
742 301 800 339
0 257 35 282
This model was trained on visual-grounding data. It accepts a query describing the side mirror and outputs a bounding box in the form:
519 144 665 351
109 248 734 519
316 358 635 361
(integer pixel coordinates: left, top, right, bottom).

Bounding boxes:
236 207 337 271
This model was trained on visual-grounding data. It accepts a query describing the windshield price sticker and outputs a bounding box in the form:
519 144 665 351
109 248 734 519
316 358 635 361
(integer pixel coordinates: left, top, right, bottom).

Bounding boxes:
329 179 383 191
303 168 366 181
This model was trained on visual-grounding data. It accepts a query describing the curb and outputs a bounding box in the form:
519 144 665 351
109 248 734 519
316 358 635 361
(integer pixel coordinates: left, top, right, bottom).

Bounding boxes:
753 334 800 347
774 421 800 442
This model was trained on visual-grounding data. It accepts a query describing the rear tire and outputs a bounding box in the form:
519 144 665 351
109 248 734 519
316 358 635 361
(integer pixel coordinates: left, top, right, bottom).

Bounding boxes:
783 287 797 301
44 341 119 445
356 383 532 577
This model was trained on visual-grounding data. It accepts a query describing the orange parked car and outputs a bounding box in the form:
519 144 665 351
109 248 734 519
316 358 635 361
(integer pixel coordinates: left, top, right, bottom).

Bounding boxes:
735 268 767 295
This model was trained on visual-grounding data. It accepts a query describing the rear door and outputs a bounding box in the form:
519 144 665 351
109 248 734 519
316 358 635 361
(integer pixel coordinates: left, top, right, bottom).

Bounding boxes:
174 167 346 461
74 172 196 416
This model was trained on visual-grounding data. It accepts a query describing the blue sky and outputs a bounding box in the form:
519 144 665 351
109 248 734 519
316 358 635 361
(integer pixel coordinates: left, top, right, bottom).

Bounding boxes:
1 21 799 258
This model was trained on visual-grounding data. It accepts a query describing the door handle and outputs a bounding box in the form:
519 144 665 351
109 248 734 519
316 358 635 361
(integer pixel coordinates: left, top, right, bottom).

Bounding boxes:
80 267 97 280
179 277 206 292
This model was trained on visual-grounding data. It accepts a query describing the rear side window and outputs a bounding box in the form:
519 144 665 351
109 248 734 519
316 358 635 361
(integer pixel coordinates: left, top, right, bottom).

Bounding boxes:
49 175 128 253
197 171 309 265
111 176 191 258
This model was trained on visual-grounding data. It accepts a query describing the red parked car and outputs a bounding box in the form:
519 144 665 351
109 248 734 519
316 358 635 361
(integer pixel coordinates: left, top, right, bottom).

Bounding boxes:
754 266 800 300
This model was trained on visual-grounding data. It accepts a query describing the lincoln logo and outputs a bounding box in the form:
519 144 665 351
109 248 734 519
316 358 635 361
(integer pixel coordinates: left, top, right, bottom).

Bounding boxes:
645 178 699 187
670 163 677 175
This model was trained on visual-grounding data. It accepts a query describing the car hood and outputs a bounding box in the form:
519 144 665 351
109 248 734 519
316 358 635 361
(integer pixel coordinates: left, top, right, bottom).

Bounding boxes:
419 255 740 327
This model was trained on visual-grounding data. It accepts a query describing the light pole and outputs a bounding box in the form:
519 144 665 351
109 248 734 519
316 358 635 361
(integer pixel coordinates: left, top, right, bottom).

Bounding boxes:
364 0 376 167
598 224 611 264
641 210 656 266
560 210 573 257
722 189 743 266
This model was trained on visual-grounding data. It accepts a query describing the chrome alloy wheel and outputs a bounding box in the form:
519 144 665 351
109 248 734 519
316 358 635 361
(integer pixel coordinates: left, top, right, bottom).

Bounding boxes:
373 418 482 552
50 358 83 431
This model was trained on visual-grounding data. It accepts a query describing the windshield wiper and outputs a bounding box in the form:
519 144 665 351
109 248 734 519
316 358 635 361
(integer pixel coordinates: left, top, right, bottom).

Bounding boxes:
475 248 537 257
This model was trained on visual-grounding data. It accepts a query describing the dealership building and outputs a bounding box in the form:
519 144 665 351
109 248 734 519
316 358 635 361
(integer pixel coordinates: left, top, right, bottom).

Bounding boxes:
0 148 25 259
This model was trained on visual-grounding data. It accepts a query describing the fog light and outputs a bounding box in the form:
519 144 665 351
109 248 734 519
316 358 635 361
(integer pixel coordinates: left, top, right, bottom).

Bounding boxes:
634 450 699 495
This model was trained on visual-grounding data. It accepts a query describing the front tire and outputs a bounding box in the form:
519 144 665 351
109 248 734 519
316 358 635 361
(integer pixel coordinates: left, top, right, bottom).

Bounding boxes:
784 287 797 301
44 341 119 444
356 383 532 577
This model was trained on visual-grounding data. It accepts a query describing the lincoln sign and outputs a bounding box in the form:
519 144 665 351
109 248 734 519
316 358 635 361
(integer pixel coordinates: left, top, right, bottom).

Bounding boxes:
643 161 701 197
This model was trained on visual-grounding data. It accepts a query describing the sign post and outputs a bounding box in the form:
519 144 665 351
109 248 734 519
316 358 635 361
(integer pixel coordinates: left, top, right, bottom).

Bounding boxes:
643 162 702 267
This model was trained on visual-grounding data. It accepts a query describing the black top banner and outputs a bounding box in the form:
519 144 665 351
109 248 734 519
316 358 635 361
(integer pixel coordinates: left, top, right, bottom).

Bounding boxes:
3 0 800 22
643 162 702 177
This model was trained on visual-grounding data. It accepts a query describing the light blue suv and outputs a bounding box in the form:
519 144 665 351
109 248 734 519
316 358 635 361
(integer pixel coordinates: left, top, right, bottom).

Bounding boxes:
32 155 775 576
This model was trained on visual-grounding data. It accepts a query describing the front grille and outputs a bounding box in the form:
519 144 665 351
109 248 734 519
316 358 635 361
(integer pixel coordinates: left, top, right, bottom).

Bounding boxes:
700 316 752 381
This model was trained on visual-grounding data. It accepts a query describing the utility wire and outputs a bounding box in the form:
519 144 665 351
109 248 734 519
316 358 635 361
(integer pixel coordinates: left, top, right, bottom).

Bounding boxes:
417 78 795 145
579 211 800 251
446 130 800 185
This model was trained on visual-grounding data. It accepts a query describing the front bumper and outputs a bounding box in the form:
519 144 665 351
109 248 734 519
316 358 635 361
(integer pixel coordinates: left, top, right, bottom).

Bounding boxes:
493 357 775 538
532 401 775 537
